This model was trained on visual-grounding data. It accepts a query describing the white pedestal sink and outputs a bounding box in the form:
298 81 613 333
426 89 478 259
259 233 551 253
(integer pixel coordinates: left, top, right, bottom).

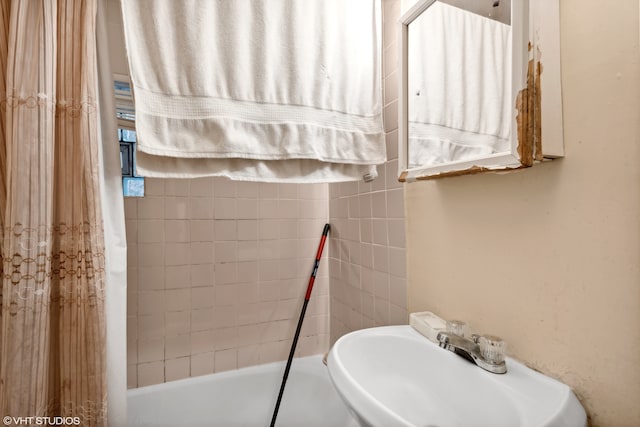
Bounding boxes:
327 326 586 427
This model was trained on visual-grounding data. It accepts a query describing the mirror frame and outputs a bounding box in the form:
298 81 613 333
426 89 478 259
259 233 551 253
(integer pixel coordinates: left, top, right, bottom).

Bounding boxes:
398 0 532 181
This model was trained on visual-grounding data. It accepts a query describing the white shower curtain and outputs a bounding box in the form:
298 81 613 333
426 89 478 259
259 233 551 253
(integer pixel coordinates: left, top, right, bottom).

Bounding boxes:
96 2 128 426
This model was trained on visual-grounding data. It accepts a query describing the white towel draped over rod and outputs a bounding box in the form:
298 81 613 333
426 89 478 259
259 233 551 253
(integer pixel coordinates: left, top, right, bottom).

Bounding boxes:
120 0 386 183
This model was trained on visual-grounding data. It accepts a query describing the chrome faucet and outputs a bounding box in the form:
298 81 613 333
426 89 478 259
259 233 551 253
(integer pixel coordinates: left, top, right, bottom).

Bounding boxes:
436 322 507 374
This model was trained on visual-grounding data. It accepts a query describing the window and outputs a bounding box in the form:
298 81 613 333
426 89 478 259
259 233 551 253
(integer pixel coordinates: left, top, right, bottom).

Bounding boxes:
114 74 144 197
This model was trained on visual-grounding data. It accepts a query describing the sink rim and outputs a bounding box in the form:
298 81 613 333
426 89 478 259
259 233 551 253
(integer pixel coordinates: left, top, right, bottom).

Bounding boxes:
327 325 587 427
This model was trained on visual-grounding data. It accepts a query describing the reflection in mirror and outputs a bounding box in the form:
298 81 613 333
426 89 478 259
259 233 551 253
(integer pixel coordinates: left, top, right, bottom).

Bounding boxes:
407 0 512 169
442 0 510 25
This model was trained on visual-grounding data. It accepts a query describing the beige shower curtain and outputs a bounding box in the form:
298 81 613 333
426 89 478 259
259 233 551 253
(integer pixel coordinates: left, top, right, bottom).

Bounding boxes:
0 1 107 425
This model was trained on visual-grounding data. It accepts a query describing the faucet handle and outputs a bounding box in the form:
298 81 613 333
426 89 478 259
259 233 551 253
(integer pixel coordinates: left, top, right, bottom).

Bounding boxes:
446 320 468 337
479 335 506 364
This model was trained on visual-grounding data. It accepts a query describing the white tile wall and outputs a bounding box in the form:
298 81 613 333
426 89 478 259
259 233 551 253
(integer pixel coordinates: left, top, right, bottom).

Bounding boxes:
125 0 406 388
329 0 408 343
126 178 329 388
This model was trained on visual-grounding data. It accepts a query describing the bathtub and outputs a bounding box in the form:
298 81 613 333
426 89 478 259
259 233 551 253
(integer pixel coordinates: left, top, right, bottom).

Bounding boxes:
128 355 359 427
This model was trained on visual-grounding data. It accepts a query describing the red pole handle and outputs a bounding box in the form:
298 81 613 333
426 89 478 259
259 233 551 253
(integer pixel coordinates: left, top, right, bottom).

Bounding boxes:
304 223 330 301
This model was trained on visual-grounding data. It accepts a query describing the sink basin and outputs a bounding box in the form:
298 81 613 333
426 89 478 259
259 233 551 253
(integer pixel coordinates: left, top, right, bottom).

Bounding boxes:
327 326 586 427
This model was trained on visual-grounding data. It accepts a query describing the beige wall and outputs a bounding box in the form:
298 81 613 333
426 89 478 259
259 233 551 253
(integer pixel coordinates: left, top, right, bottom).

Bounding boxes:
106 0 129 76
405 1 640 426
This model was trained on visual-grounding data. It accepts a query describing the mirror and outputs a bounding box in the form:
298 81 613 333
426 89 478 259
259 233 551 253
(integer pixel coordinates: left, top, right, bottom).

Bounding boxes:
408 0 512 169
398 0 563 181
